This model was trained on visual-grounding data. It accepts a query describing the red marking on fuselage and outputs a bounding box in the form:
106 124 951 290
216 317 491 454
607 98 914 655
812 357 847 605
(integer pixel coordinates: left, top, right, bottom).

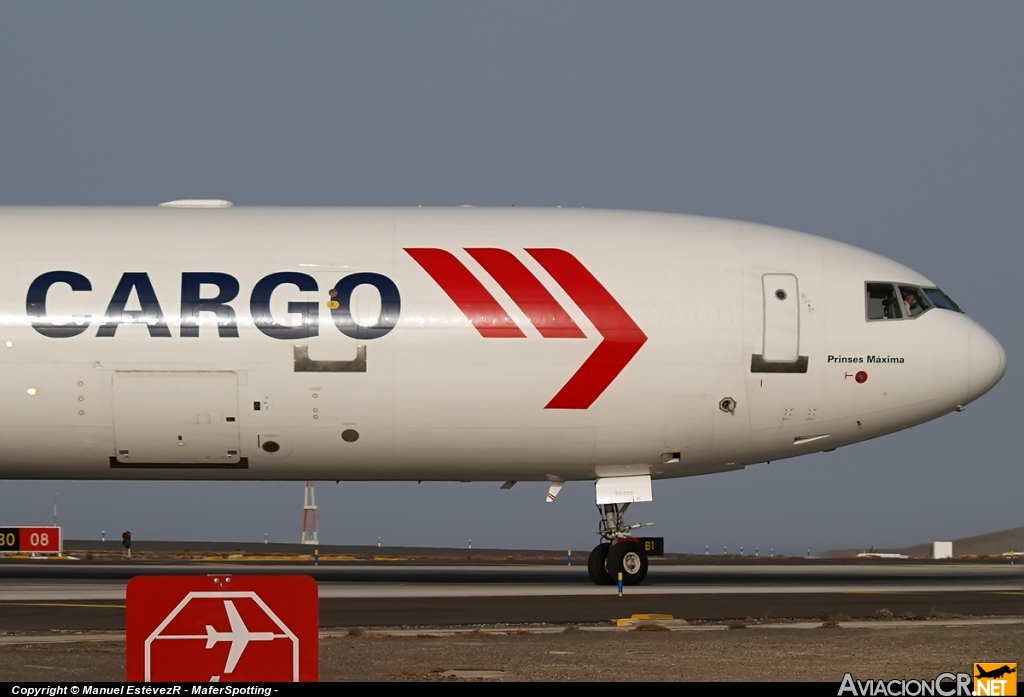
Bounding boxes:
405 247 647 409
464 248 586 339
526 248 648 410
404 248 524 338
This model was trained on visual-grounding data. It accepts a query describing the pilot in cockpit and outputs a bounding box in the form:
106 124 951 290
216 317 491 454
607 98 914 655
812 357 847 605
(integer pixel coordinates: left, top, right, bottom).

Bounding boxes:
901 288 925 317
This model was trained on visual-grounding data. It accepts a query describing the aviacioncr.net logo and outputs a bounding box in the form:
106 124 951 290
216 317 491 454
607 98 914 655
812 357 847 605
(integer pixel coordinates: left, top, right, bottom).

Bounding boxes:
974 664 1017 697
839 672 973 696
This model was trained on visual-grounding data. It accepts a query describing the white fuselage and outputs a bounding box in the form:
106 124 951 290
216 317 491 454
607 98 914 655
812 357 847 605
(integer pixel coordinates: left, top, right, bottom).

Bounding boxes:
0 207 1006 481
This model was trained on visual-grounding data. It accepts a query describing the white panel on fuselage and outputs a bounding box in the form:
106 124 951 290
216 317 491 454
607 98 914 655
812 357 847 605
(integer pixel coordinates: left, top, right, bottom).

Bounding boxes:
113 372 241 465
761 273 800 362
664 396 713 450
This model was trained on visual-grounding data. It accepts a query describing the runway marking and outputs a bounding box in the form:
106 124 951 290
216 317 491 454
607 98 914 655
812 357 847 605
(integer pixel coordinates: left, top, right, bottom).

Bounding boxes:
0 602 126 609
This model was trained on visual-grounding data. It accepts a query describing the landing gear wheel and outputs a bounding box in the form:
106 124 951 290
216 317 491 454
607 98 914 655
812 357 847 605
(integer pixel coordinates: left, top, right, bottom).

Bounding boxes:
606 541 648 586
587 543 613 585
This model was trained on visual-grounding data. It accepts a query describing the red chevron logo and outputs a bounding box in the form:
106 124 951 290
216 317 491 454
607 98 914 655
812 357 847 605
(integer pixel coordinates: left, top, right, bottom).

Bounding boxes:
404 248 648 409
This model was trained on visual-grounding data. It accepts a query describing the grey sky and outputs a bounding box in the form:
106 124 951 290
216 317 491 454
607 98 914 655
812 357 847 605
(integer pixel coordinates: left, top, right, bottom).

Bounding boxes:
0 3 1020 554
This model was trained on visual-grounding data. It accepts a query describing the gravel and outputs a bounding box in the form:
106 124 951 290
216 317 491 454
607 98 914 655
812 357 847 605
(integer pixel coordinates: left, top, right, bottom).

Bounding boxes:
1 623 1020 682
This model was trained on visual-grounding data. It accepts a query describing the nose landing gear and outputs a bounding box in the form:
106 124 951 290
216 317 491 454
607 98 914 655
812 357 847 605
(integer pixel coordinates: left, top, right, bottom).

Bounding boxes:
607 539 649 585
587 503 650 586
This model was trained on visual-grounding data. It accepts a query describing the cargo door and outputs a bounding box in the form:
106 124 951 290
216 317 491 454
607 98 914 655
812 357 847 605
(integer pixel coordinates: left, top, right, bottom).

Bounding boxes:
761 273 800 362
112 372 243 467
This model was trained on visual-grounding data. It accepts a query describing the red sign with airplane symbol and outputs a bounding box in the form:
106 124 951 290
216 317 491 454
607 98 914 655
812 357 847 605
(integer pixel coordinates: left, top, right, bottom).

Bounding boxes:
126 575 318 682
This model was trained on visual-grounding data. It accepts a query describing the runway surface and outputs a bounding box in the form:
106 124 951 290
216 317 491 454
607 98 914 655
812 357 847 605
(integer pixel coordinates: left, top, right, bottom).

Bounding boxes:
1 563 1021 595
1 563 1020 630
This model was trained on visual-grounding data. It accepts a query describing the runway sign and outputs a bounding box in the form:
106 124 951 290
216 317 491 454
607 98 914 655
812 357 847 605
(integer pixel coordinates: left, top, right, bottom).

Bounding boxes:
126 575 318 682
639 537 664 556
0 526 61 554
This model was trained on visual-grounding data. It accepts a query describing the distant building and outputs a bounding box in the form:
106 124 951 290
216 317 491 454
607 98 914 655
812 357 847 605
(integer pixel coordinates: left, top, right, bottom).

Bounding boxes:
932 541 953 559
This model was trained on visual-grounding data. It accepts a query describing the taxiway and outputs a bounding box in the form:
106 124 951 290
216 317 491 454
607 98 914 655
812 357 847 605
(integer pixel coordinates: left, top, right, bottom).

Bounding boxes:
0 562 1019 630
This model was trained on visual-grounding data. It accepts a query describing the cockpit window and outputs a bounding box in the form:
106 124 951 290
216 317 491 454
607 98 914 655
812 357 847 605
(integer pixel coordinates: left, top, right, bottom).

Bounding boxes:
866 283 902 320
922 287 964 313
899 285 931 318
867 283 964 321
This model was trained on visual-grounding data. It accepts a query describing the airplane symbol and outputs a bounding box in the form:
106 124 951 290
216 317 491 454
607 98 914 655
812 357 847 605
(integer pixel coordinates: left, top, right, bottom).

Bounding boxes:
205 600 278 673
976 665 1016 680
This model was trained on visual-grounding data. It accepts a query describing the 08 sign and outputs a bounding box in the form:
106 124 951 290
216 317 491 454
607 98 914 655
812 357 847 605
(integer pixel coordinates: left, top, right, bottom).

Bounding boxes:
0 526 62 554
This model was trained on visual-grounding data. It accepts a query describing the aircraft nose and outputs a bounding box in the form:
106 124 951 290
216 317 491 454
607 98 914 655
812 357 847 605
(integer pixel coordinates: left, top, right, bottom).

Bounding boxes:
966 323 1007 404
